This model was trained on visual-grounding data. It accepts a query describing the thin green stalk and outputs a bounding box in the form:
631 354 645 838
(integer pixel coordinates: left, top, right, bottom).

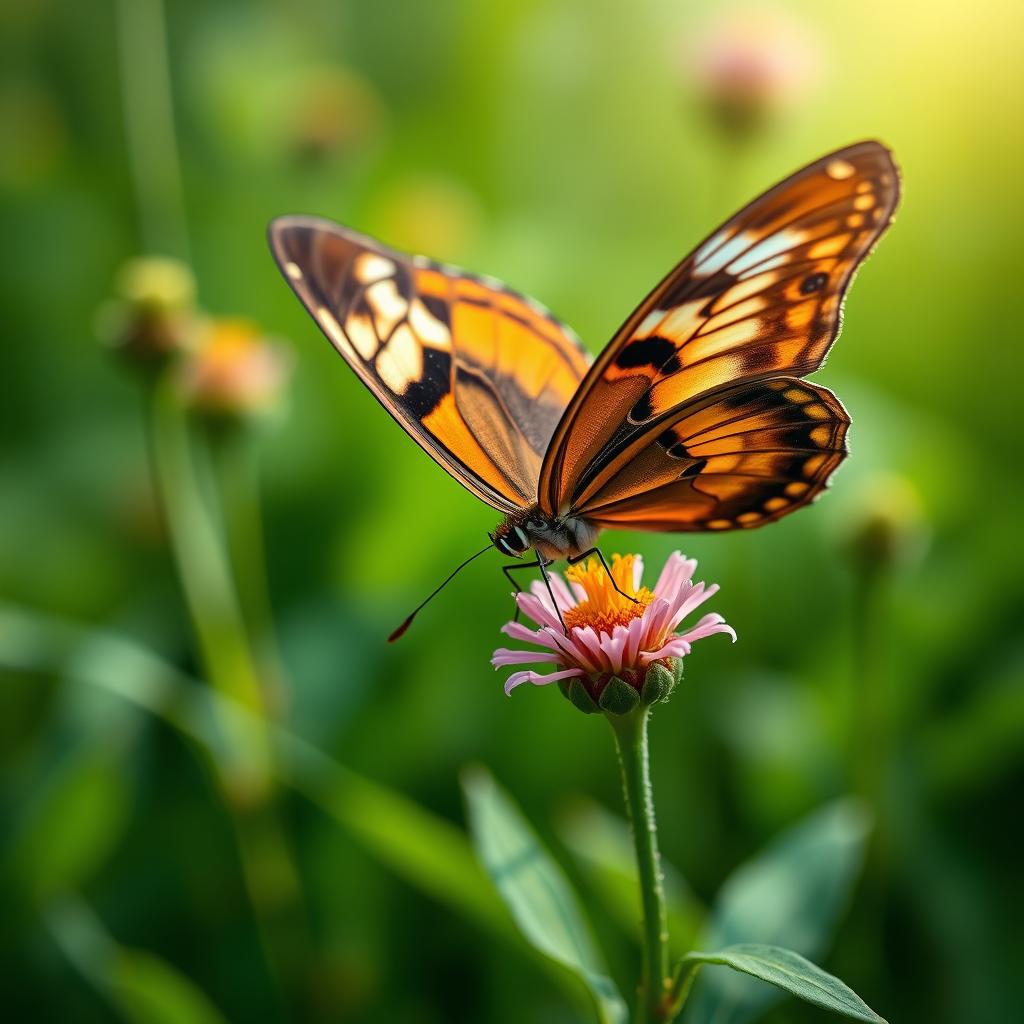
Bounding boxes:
115 0 190 259
610 708 670 1023
207 425 290 714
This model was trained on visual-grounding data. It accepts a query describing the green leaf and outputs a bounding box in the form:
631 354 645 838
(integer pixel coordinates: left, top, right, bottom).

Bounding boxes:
556 796 705 952
685 799 871 1024
12 747 132 900
672 945 886 1023
462 765 629 1024
46 897 228 1024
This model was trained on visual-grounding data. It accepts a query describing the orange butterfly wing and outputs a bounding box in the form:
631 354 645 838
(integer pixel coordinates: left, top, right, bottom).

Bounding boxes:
539 141 899 522
268 218 590 512
576 378 849 531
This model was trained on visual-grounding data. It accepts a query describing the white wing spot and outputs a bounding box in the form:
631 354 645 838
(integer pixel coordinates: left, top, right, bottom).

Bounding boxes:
696 231 753 276
355 253 397 284
728 229 805 276
284 261 303 280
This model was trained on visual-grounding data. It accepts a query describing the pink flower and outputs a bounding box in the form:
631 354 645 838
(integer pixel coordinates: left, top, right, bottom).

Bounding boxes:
492 552 735 701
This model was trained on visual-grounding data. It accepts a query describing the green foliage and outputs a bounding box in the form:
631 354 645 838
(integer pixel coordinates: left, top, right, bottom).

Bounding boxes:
672 945 885 1023
463 766 629 1024
684 799 872 1023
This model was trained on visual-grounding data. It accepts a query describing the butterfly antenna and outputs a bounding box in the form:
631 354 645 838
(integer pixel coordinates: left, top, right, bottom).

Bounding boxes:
387 543 493 642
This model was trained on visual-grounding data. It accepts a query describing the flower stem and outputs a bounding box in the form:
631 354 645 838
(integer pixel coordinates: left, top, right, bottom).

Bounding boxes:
610 708 670 1023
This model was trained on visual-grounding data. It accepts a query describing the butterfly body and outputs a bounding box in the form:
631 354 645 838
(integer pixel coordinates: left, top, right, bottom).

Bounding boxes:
270 141 899 588
491 508 600 561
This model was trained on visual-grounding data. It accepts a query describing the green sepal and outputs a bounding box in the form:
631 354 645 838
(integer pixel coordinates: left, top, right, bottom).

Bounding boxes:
559 678 600 715
671 656 685 688
598 676 640 716
639 662 673 706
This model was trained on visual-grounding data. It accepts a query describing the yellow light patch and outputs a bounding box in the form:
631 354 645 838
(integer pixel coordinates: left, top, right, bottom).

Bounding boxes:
659 300 704 341
377 324 423 393
826 159 855 180
785 481 810 496
764 496 789 512
856 181 873 194
810 424 832 446
853 194 875 211
737 511 762 525
806 403 830 421
847 213 865 228
707 519 732 530
783 387 809 403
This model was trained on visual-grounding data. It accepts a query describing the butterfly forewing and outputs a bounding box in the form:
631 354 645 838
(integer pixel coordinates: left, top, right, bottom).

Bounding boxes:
269 217 590 512
539 140 899 519
578 378 849 531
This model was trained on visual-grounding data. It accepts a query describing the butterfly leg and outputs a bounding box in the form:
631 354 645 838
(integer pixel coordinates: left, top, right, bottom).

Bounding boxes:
502 558 548 624
536 557 568 633
566 548 639 604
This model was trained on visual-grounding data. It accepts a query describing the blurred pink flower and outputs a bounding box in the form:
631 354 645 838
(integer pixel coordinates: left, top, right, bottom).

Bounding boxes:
492 552 735 699
687 8 824 135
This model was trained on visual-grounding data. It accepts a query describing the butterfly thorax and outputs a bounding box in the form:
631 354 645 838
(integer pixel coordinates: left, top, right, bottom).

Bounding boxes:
490 508 600 562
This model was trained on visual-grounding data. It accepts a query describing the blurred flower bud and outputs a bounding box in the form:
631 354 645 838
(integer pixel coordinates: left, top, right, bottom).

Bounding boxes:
686 8 823 138
97 256 197 368
287 66 386 167
177 318 292 423
843 473 929 573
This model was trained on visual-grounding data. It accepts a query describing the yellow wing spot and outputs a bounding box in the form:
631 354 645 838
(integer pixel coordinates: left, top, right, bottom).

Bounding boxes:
711 270 781 313
847 213 865 228
317 306 356 360
826 159 855 180
856 181 873 194
805 403 830 421
707 518 733 530
810 424 833 446
366 278 407 338
354 252 397 284
853 194 875 212
702 295 766 333
737 511 762 525
802 454 828 477
409 299 451 349
344 311 379 360
376 323 423 393
284 261 303 280
809 234 852 259
764 496 789 512
783 387 809 403
785 481 810 496
686 319 762 362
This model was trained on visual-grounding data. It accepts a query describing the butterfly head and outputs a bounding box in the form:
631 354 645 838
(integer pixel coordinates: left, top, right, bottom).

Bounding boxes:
490 522 531 558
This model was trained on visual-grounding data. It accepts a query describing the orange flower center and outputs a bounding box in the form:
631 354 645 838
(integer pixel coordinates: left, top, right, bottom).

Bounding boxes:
562 554 653 634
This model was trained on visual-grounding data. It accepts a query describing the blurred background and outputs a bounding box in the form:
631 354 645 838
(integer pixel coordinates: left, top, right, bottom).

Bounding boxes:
2 1 1022 1022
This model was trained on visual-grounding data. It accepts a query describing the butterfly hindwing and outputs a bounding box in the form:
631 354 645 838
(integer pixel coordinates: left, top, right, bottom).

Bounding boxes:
539 140 899 518
578 378 850 532
269 217 590 512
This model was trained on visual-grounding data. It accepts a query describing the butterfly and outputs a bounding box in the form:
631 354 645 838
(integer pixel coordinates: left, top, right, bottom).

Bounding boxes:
269 140 899 636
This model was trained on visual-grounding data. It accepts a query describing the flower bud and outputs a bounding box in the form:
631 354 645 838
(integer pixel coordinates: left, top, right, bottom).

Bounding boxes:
843 473 929 573
177 318 292 423
97 256 197 368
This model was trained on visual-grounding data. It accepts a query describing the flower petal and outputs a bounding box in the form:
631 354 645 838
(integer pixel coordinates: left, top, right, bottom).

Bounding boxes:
504 666 583 696
678 611 737 645
653 552 697 599
491 648 564 667
517 591 563 632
